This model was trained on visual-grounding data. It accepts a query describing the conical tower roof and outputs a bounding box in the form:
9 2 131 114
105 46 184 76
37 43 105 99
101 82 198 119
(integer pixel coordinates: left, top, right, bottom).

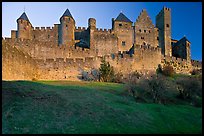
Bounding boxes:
61 9 73 19
17 12 30 22
115 12 132 23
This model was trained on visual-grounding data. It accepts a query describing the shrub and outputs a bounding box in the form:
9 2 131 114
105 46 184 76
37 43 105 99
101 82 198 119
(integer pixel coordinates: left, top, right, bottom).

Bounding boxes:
190 69 202 75
113 72 123 83
176 76 202 100
125 73 177 104
156 64 162 74
99 57 114 82
162 64 175 77
125 71 143 102
32 77 37 81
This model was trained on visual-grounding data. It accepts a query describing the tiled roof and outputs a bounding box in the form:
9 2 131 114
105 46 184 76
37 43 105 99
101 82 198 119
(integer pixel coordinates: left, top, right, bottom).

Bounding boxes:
61 9 73 18
115 12 132 23
17 12 30 22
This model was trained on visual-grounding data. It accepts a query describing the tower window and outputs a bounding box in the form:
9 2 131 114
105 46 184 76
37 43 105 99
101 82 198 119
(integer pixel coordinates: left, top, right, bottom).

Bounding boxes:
166 24 169 27
119 24 122 27
157 37 159 40
111 54 115 59
144 30 146 33
139 29 141 32
149 30 151 33
122 41 126 46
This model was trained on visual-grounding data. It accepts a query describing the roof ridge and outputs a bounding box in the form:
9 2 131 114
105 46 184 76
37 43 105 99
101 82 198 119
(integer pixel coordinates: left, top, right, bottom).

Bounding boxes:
115 12 132 23
17 12 30 22
61 8 73 19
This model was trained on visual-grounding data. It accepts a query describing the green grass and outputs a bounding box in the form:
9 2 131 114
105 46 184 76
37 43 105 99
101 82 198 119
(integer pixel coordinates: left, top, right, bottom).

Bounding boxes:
2 80 202 134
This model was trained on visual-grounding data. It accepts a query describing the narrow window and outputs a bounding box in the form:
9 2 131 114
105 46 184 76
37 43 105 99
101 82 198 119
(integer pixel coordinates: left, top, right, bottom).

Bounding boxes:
157 37 159 40
111 54 115 59
149 30 151 33
122 41 126 46
139 29 141 32
144 30 146 33
166 24 169 27
48 35 50 38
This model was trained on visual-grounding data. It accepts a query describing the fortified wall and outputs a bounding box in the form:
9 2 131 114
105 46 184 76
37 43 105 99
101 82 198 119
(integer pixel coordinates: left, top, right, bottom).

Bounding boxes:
2 7 202 81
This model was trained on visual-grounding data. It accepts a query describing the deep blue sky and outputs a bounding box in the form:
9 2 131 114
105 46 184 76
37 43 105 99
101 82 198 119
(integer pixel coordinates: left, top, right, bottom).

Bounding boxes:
2 2 202 61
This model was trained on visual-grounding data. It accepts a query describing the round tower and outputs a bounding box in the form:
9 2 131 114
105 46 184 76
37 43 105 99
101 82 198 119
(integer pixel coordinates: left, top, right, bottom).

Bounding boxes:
59 9 75 46
17 12 32 39
88 18 96 29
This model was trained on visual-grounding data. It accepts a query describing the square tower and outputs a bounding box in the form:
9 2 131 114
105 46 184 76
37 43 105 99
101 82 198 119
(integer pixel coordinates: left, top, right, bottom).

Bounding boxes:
156 7 172 57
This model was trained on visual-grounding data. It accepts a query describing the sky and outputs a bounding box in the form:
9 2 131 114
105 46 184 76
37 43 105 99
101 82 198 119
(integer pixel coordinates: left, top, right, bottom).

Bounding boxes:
2 2 202 61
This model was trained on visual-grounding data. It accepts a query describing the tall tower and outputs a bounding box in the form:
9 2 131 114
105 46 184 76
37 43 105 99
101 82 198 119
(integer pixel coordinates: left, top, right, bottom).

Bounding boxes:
113 12 133 52
17 12 32 39
88 18 96 49
59 9 75 46
156 7 172 57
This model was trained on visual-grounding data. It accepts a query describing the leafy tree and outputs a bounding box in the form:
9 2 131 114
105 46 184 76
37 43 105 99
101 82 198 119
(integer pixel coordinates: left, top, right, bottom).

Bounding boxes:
99 57 114 82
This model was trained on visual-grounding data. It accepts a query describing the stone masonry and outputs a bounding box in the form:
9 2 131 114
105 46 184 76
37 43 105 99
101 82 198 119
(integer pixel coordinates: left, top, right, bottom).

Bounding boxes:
2 7 202 80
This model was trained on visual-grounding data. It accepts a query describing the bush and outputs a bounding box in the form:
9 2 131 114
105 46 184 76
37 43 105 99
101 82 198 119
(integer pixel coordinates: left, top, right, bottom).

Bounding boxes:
112 72 123 83
125 73 177 104
99 57 114 82
156 64 162 74
162 64 175 77
190 69 202 75
176 76 202 100
32 77 37 81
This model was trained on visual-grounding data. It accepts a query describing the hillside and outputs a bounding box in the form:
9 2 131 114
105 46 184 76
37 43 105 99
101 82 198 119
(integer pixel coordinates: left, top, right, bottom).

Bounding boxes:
2 80 202 134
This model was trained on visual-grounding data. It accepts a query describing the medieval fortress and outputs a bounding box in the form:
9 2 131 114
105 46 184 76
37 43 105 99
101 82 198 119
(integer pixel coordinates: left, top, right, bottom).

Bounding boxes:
2 7 202 80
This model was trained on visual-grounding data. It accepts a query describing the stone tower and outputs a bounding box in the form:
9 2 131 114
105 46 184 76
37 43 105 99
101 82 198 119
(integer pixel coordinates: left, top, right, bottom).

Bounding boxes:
113 12 133 52
17 12 33 39
88 18 96 49
59 9 75 46
156 7 172 56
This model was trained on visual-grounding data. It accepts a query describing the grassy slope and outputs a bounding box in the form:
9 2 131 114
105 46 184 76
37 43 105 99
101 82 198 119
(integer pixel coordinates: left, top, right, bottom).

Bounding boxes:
2 80 202 134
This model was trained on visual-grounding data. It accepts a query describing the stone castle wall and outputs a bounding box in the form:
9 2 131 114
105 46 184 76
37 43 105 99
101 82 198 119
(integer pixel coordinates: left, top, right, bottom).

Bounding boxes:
2 38 39 80
32 25 60 44
2 7 202 81
2 37 202 81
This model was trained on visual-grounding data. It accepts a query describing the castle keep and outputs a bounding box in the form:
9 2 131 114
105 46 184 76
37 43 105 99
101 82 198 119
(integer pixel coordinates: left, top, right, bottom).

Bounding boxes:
2 7 202 80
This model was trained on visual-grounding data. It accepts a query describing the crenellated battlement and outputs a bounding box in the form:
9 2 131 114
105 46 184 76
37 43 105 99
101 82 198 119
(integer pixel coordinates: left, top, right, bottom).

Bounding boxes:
33 26 53 31
95 28 112 33
75 26 87 31
134 45 161 52
3 7 200 81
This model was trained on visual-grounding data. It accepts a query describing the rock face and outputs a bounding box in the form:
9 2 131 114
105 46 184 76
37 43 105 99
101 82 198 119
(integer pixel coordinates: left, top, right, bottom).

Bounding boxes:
2 7 202 80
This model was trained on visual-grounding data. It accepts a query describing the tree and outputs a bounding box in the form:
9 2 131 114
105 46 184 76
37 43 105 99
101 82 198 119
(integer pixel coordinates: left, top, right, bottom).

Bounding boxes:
99 57 114 82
